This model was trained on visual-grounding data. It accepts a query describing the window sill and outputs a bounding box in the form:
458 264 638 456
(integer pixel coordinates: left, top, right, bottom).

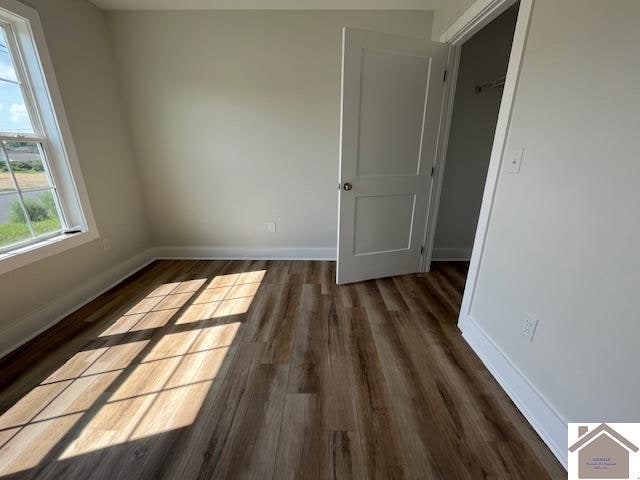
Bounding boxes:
0 229 98 276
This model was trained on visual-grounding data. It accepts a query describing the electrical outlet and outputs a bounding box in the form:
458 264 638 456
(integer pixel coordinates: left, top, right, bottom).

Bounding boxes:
521 314 538 342
507 147 524 173
267 222 276 233
102 238 112 251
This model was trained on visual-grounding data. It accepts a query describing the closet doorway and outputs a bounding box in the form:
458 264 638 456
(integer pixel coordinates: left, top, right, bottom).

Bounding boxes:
427 3 520 263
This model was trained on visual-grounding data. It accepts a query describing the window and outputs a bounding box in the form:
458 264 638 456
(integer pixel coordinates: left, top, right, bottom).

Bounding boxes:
0 24 65 250
0 1 97 273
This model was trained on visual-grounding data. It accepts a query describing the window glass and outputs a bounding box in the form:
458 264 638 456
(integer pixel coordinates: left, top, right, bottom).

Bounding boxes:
0 26 17 83
0 79 33 134
0 192 32 247
0 154 15 192
21 189 62 236
4 142 50 190
0 141 64 250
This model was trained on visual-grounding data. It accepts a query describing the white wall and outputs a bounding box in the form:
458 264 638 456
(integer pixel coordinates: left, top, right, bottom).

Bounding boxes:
0 0 150 355
106 10 432 252
434 6 517 259
438 0 640 430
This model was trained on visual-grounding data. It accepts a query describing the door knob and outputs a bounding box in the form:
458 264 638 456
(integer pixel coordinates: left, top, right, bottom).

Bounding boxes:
343 182 353 191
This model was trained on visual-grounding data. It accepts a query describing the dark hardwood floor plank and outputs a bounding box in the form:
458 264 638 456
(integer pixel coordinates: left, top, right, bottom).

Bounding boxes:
273 393 323 479
319 261 336 296
211 363 289 479
374 277 410 312
326 430 365 480
365 309 469 479
241 283 278 343
261 274 304 364
274 394 365 480
287 284 326 394
430 261 466 292
420 269 463 314
321 300 358 432
346 306 408 480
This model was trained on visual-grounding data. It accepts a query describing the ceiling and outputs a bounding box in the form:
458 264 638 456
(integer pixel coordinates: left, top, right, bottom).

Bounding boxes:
89 0 442 10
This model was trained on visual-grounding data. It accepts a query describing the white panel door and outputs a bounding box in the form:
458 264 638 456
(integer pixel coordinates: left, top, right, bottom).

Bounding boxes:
337 27 447 284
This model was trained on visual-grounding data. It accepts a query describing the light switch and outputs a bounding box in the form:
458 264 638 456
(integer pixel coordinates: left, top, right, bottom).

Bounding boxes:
506 147 524 174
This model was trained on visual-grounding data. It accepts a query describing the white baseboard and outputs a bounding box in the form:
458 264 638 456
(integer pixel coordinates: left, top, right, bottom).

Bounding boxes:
0 248 156 359
459 315 568 469
431 247 472 261
153 246 337 261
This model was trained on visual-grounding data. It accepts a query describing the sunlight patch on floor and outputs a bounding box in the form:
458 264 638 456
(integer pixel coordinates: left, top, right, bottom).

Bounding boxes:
0 270 265 475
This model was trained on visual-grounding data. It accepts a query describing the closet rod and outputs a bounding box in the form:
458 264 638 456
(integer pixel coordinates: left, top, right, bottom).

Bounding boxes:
475 75 506 93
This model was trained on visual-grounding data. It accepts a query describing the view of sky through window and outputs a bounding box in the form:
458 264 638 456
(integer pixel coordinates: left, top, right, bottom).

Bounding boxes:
0 25 33 134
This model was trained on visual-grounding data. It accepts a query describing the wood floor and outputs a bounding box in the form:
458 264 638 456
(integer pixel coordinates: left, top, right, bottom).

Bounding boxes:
0 260 564 479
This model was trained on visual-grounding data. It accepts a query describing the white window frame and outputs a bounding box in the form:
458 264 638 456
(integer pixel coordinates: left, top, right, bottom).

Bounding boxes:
0 0 98 275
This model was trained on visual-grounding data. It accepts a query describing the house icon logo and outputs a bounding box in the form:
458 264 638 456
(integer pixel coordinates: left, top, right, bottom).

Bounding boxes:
569 423 640 479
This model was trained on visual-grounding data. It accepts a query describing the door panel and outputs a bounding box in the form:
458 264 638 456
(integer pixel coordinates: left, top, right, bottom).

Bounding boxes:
357 49 429 177
354 194 416 255
337 28 447 284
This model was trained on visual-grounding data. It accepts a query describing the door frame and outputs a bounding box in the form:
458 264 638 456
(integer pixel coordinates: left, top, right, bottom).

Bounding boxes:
420 0 534 326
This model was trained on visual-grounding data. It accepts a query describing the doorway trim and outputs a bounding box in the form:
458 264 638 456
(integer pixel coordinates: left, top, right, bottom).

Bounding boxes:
421 0 533 312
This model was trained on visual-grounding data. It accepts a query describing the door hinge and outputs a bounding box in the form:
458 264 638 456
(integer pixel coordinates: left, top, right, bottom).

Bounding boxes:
443 69 447 82
420 245 424 254
337 182 341 190
431 166 435 177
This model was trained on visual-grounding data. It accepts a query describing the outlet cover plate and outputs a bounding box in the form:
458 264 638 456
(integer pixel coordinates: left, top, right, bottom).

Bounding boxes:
507 147 524 173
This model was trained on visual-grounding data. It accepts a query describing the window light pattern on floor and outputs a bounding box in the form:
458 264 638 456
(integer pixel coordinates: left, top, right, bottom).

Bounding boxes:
0 269 265 475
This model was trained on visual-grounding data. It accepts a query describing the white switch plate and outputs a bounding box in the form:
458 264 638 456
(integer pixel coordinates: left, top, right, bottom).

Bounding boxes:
267 222 276 233
507 147 524 173
102 238 112 251
522 314 538 342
